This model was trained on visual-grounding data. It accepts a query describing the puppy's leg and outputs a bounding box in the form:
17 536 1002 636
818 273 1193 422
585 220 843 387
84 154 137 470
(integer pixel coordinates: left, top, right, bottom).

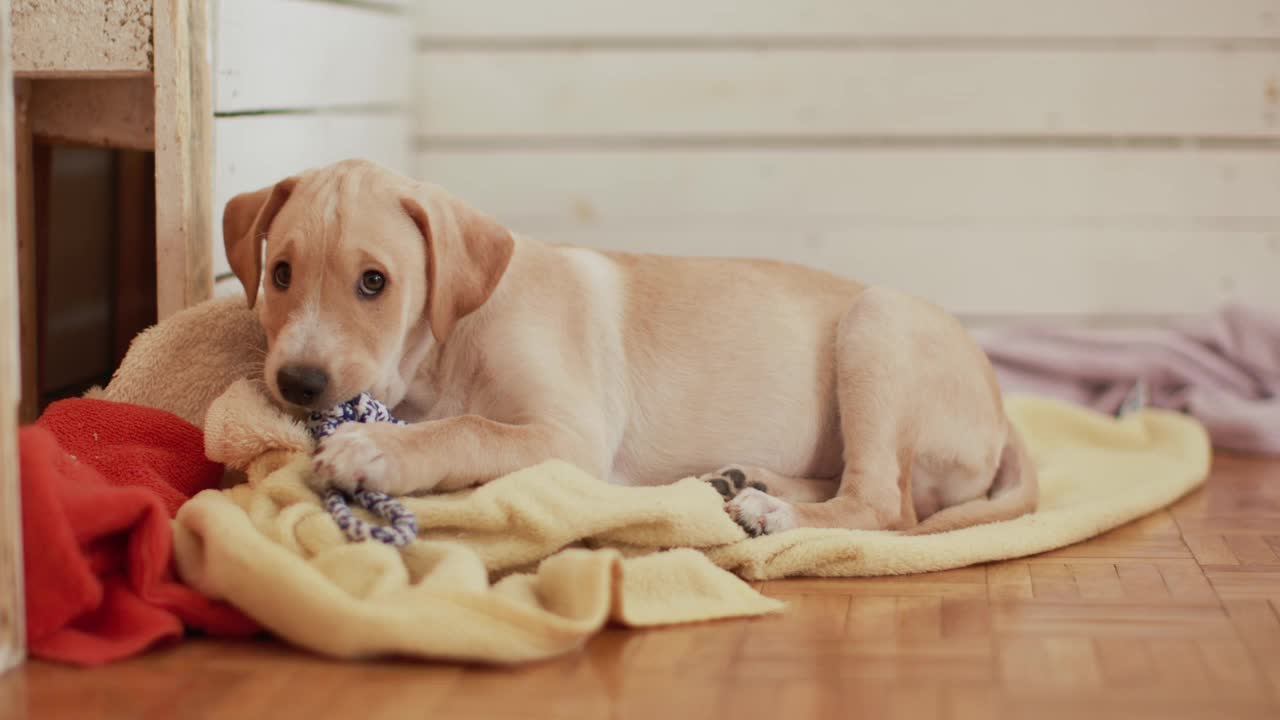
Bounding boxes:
729 287 1008 536
314 414 603 495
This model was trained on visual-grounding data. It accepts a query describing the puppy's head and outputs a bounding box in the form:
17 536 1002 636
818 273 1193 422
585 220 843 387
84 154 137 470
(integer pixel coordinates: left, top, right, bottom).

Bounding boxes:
223 159 514 411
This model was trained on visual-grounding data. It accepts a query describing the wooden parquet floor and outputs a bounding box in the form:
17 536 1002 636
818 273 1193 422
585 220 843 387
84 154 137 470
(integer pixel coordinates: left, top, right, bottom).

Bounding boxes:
2 453 1278 719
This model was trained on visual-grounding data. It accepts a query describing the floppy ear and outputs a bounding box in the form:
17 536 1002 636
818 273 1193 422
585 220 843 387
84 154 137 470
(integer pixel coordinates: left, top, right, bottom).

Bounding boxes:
401 185 515 343
222 177 299 307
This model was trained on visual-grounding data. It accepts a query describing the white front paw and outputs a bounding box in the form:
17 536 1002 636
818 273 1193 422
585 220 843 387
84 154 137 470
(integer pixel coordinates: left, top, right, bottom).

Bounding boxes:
726 488 798 536
313 425 395 493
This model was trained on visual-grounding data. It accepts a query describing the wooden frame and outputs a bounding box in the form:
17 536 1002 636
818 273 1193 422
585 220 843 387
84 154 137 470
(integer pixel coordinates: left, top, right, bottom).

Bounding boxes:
8 0 214 419
11 0 152 74
27 79 154 151
2 0 214 661
12 81 36 423
153 0 214 320
15 0 214 321
2 0 29 674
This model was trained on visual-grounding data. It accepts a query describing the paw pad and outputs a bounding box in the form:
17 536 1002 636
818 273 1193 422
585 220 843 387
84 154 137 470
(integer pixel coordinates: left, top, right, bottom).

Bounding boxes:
700 466 768 500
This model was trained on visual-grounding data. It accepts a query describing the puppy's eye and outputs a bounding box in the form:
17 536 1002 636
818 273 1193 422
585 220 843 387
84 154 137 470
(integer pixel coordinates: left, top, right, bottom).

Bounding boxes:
272 262 291 290
358 270 387 298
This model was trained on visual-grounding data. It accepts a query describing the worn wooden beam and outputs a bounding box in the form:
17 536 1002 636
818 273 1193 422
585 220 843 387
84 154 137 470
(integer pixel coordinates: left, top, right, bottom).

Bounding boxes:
29 78 154 150
11 0 152 76
154 0 214 319
12 81 38 424
1 0 29 674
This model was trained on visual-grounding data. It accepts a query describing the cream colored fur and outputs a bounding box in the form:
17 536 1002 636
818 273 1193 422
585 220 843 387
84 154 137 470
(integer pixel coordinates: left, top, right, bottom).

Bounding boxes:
219 159 1038 536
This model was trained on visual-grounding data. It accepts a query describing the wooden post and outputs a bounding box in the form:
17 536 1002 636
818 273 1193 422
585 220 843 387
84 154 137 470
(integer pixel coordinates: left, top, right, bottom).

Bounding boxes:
1 0 30 673
12 81 36 424
153 0 214 320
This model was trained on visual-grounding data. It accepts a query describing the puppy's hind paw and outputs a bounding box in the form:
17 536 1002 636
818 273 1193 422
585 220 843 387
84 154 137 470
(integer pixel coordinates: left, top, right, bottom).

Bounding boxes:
698 465 769 501
726 488 797 536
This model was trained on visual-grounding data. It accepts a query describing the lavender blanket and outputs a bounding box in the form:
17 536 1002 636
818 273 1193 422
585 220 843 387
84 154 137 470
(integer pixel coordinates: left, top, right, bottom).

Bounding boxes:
974 304 1280 456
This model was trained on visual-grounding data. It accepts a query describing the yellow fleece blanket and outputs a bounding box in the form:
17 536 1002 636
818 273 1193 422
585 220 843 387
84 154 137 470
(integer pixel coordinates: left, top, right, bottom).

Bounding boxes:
171 393 1210 664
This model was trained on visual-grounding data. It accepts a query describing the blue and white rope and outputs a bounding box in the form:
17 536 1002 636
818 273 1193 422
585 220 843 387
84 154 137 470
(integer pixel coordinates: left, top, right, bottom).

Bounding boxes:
306 393 419 547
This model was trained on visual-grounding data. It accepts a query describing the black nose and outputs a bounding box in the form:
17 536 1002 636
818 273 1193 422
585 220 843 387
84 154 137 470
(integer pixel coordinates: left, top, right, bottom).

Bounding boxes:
277 365 329 407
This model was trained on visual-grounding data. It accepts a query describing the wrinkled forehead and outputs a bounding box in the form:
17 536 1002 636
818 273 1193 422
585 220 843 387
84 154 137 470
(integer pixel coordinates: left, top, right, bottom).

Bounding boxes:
271 164 411 246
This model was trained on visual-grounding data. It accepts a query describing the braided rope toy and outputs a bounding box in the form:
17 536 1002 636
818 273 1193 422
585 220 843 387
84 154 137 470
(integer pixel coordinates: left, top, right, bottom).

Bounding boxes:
306 393 419 547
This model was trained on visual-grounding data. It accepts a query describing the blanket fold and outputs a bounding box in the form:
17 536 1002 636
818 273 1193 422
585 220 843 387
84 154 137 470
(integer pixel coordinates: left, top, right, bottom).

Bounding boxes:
173 455 780 663
21 400 260 666
171 394 1210 664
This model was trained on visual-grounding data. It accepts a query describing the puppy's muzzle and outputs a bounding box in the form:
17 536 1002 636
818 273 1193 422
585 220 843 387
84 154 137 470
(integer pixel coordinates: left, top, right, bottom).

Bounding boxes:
277 364 329 407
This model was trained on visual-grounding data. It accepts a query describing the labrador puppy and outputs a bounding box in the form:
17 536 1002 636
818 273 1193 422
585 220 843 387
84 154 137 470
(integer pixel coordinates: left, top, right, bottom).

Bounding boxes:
223 159 1037 536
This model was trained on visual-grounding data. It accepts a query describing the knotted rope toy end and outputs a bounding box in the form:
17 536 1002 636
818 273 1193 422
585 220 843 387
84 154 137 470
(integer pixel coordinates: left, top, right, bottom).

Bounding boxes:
306 393 418 546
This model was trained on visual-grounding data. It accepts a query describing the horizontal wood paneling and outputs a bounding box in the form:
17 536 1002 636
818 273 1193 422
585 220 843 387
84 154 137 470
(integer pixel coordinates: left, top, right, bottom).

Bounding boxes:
213 274 245 299
213 112 413 277
493 228 1279 317
411 2 1280 320
216 0 411 113
417 0 1280 40
415 149 1279 227
415 149 1280 316
417 49 1280 139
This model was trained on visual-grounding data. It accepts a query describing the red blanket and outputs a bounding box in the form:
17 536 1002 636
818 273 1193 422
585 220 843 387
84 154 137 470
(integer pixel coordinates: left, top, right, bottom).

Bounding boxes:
21 399 260 666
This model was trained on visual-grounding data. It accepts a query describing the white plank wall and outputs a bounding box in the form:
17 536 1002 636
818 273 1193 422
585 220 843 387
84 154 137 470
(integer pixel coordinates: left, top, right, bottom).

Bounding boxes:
417 150 1278 316
418 50 1280 138
415 1 1280 321
216 0 410 112
418 0 1280 40
416 151 1276 225
211 0 414 279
